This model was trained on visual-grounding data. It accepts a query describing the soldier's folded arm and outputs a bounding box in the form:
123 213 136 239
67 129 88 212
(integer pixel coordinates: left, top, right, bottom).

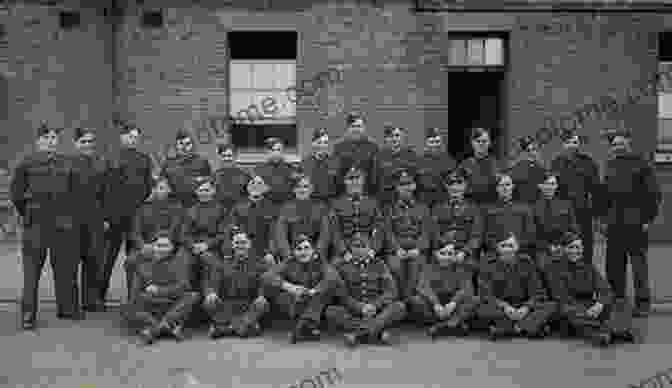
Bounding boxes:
314 263 341 293
416 267 440 307
592 265 613 307
203 212 228 250
643 163 662 224
451 273 475 306
154 251 195 298
261 260 290 290
372 266 399 311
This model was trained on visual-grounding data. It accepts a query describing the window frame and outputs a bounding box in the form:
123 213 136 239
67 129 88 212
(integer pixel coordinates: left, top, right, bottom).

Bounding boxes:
657 31 672 163
446 32 507 71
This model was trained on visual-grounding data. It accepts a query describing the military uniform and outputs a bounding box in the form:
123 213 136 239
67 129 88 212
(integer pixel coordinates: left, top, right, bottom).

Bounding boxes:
214 165 250 211
300 153 340 203
11 135 82 326
160 153 212 207
329 194 384 261
325 245 407 345
333 136 380 196
70 141 112 311
533 196 578 264
228 196 279 259
551 145 601 264
476 253 556 338
431 198 483 263
459 155 503 205
103 131 153 302
599 138 661 313
122 245 200 342
483 199 536 256
416 154 456 208
509 136 546 204
374 144 418 206
275 199 331 262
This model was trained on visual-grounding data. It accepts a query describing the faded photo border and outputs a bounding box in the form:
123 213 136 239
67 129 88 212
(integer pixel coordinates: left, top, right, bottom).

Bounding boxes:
415 0 672 13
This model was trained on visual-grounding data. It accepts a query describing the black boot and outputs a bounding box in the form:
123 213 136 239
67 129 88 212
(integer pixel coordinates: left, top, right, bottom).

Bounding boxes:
170 324 186 342
615 329 637 343
290 320 321 343
21 312 36 331
209 324 236 339
582 327 612 347
138 326 160 345
374 329 393 345
489 321 516 341
344 329 368 348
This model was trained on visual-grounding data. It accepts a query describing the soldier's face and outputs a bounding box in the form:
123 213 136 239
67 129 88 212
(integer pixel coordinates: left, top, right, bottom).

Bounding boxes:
196 183 216 201
471 133 491 155
37 131 59 152
496 176 514 199
219 149 235 163
120 129 140 148
294 178 313 200
247 176 268 196
396 181 416 198
425 136 443 153
153 180 171 199
565 240 583 262
268 143 284 160
538 176 558 197
176 137 193 154
294 241 315 262
523 143 540 160
153 238 175 257
312 135 329 153
435 244 459 265
447 181 466 198
347 119 365 135
387 129 403 149
345 175 364 193
496 237 519 258
232 234 251 253
75 133 96 155
562 136 580 152
549 244 564 256
609 136 630 154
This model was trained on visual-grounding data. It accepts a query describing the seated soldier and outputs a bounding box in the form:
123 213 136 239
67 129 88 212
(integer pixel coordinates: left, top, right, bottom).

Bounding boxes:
202 226 272 339
122 231 200 345
262 234 340 343
325 232 407 347
407 235 480 339
125 176 184 301
476 232 557 340
544 231 636 347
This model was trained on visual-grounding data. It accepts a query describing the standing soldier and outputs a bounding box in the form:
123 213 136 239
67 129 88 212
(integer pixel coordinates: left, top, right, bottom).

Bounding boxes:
214 144 250 212
551 129 601 264
300 128 340 203
329 164 385 264
416 127 456 208
11 123 82 329
160 129 212 208
71 127 111 312
431 169 484 264
254 137 296 208
383 168 432 305
510 135 546 204
325 232 407 347
459 128 503 206
374 126 418 207
599 128 661 317
543 231 636 346
103 122 153 303
275 173 331 263
333 113 380 197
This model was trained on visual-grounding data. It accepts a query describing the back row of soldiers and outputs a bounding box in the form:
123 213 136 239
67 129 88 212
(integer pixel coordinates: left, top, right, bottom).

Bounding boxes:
10 113 659 346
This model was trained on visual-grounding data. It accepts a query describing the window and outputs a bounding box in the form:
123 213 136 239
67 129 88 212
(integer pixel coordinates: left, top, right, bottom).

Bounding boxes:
59 10 81 30
447 33 506 71
228 31 298 155
141 10 163 29
658 32 672 162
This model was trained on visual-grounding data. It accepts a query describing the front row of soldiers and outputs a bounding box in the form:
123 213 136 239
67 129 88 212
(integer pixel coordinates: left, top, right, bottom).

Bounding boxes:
119 160 635 348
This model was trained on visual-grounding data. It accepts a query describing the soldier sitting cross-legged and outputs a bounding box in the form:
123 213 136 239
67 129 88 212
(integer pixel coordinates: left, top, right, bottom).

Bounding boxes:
202 226 272 339
122 231 200 345
543 231 636 347
262 234 341 343
475 232 557 341
406 235 480 339
325 232 407 348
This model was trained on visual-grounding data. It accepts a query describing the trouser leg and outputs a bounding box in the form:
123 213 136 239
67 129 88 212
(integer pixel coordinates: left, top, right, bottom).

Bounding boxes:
360 301 407 336
121 294 161 328
232 296 270 332
102 216 133 301
203 299 250 326
576 212 594 264
81 220 105 308
162 292 201 327
516 302 557 334
20 223 48 316
406 294 438 325
628 225 651 309
50 226 81 316
475 300 515 329
446 295 481 326
606 224 628 300
604 300 633 334
324 305 364 332
123 250 141 302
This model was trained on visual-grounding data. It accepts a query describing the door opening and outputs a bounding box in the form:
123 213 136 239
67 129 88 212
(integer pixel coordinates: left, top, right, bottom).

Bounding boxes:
447 71 505 162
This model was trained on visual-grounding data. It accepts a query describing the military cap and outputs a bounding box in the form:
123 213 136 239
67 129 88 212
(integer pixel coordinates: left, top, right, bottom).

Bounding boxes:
35 122 63 137
603 127 632 142
435 234 465 251
470 127 491 140
393 167 415 185
346 112 364 126
518 135 538 151
541 169 559 183
343 163 365 179
293 233 312 248
152 174 171 187
559 128 580 142
265 137 284 149
175 129 192 142
151 229 173 242
312 128 329 142
73 127 96 141
193 175 215 191
349 231 370 247
560 231 582 246
425 127 441 139
230 225 249 240
217 143 235 155
118 121 140 135
290 170 311 187
442 168 467 186
383 126 404 137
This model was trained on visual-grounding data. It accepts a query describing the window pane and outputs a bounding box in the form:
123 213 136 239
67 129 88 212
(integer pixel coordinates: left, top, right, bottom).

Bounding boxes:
275 62 296 91
229 31 298 60
660 62 672 92
230 91 254 118
448 39 466 66
485 38 503 66
660 32 672 61
467 39 484 66
659 119 672 148
230 62 252 89
230 123 298 150
658 93 672 118
251 62 276 90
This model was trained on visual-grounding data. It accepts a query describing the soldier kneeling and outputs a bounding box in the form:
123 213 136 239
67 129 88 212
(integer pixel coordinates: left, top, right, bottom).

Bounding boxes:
262 234 341 343
475 232 557 341
202 227 272 339
122 231 200 345
544 231 636 347
325 232 407 347
407 236 480 339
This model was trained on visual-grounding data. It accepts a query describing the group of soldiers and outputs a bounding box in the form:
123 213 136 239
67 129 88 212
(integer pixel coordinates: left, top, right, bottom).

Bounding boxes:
10 112 661 348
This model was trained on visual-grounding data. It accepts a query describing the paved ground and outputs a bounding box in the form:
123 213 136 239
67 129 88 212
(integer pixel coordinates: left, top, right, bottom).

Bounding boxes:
0 305 670 388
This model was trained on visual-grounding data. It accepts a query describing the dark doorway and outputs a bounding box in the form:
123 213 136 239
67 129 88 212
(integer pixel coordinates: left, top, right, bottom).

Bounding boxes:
447 71 505 162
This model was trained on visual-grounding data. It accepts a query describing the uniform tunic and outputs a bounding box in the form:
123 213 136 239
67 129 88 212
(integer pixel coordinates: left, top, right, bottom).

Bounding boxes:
459 155 502 205
509 158 546 204
329 194 384 259
253 159 295 205
214 165 250 210
181 200 229 272
483 199 536 254
374 147 418 205
228 197 279 259
533 197 578 254
416 152 456 207
160 153 212 207
275 199 331 262
300 153 340 202
333 136 380 195
130 198 185 251
431 199 484 260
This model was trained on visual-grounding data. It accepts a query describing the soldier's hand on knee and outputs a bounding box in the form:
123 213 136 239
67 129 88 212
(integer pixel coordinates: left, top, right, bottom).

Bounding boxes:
396 248 408 259
516 306 530 319
503 305 517 319
433 304 444 317
407 248 420 258
263 253 276 265
586 302 603 318
343 252 353 262
145 284 159 295
362 303 377 318
193 242 208 254
204 292 219 307
104 221 110 230
141 244 154 254
444 301 457 316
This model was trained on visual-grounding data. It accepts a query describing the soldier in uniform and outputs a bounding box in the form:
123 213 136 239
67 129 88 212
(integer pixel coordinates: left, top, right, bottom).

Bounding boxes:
70 127 111 312
263 234 341 343
214 143 250 212
406 235 480 338
325 232 407 347
253 137 296 208
126 176 184 301
228 175 279 263
383 168 432 304
374 126 418 207
551 129 601 264
159 129 212 208
202 227 272 339
431 168 484 264
599 128 661 317
510 135 546 204
275 172 331 262
459 128 503 206
329 164 385 264
299 128 340 203
533 170 579 267
122 231 200 345
103 122 153 303
482 173 536 258
11 123 82 329
333 113 380 196
416 127 456 208
475 232 557 340
544 231 636 346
